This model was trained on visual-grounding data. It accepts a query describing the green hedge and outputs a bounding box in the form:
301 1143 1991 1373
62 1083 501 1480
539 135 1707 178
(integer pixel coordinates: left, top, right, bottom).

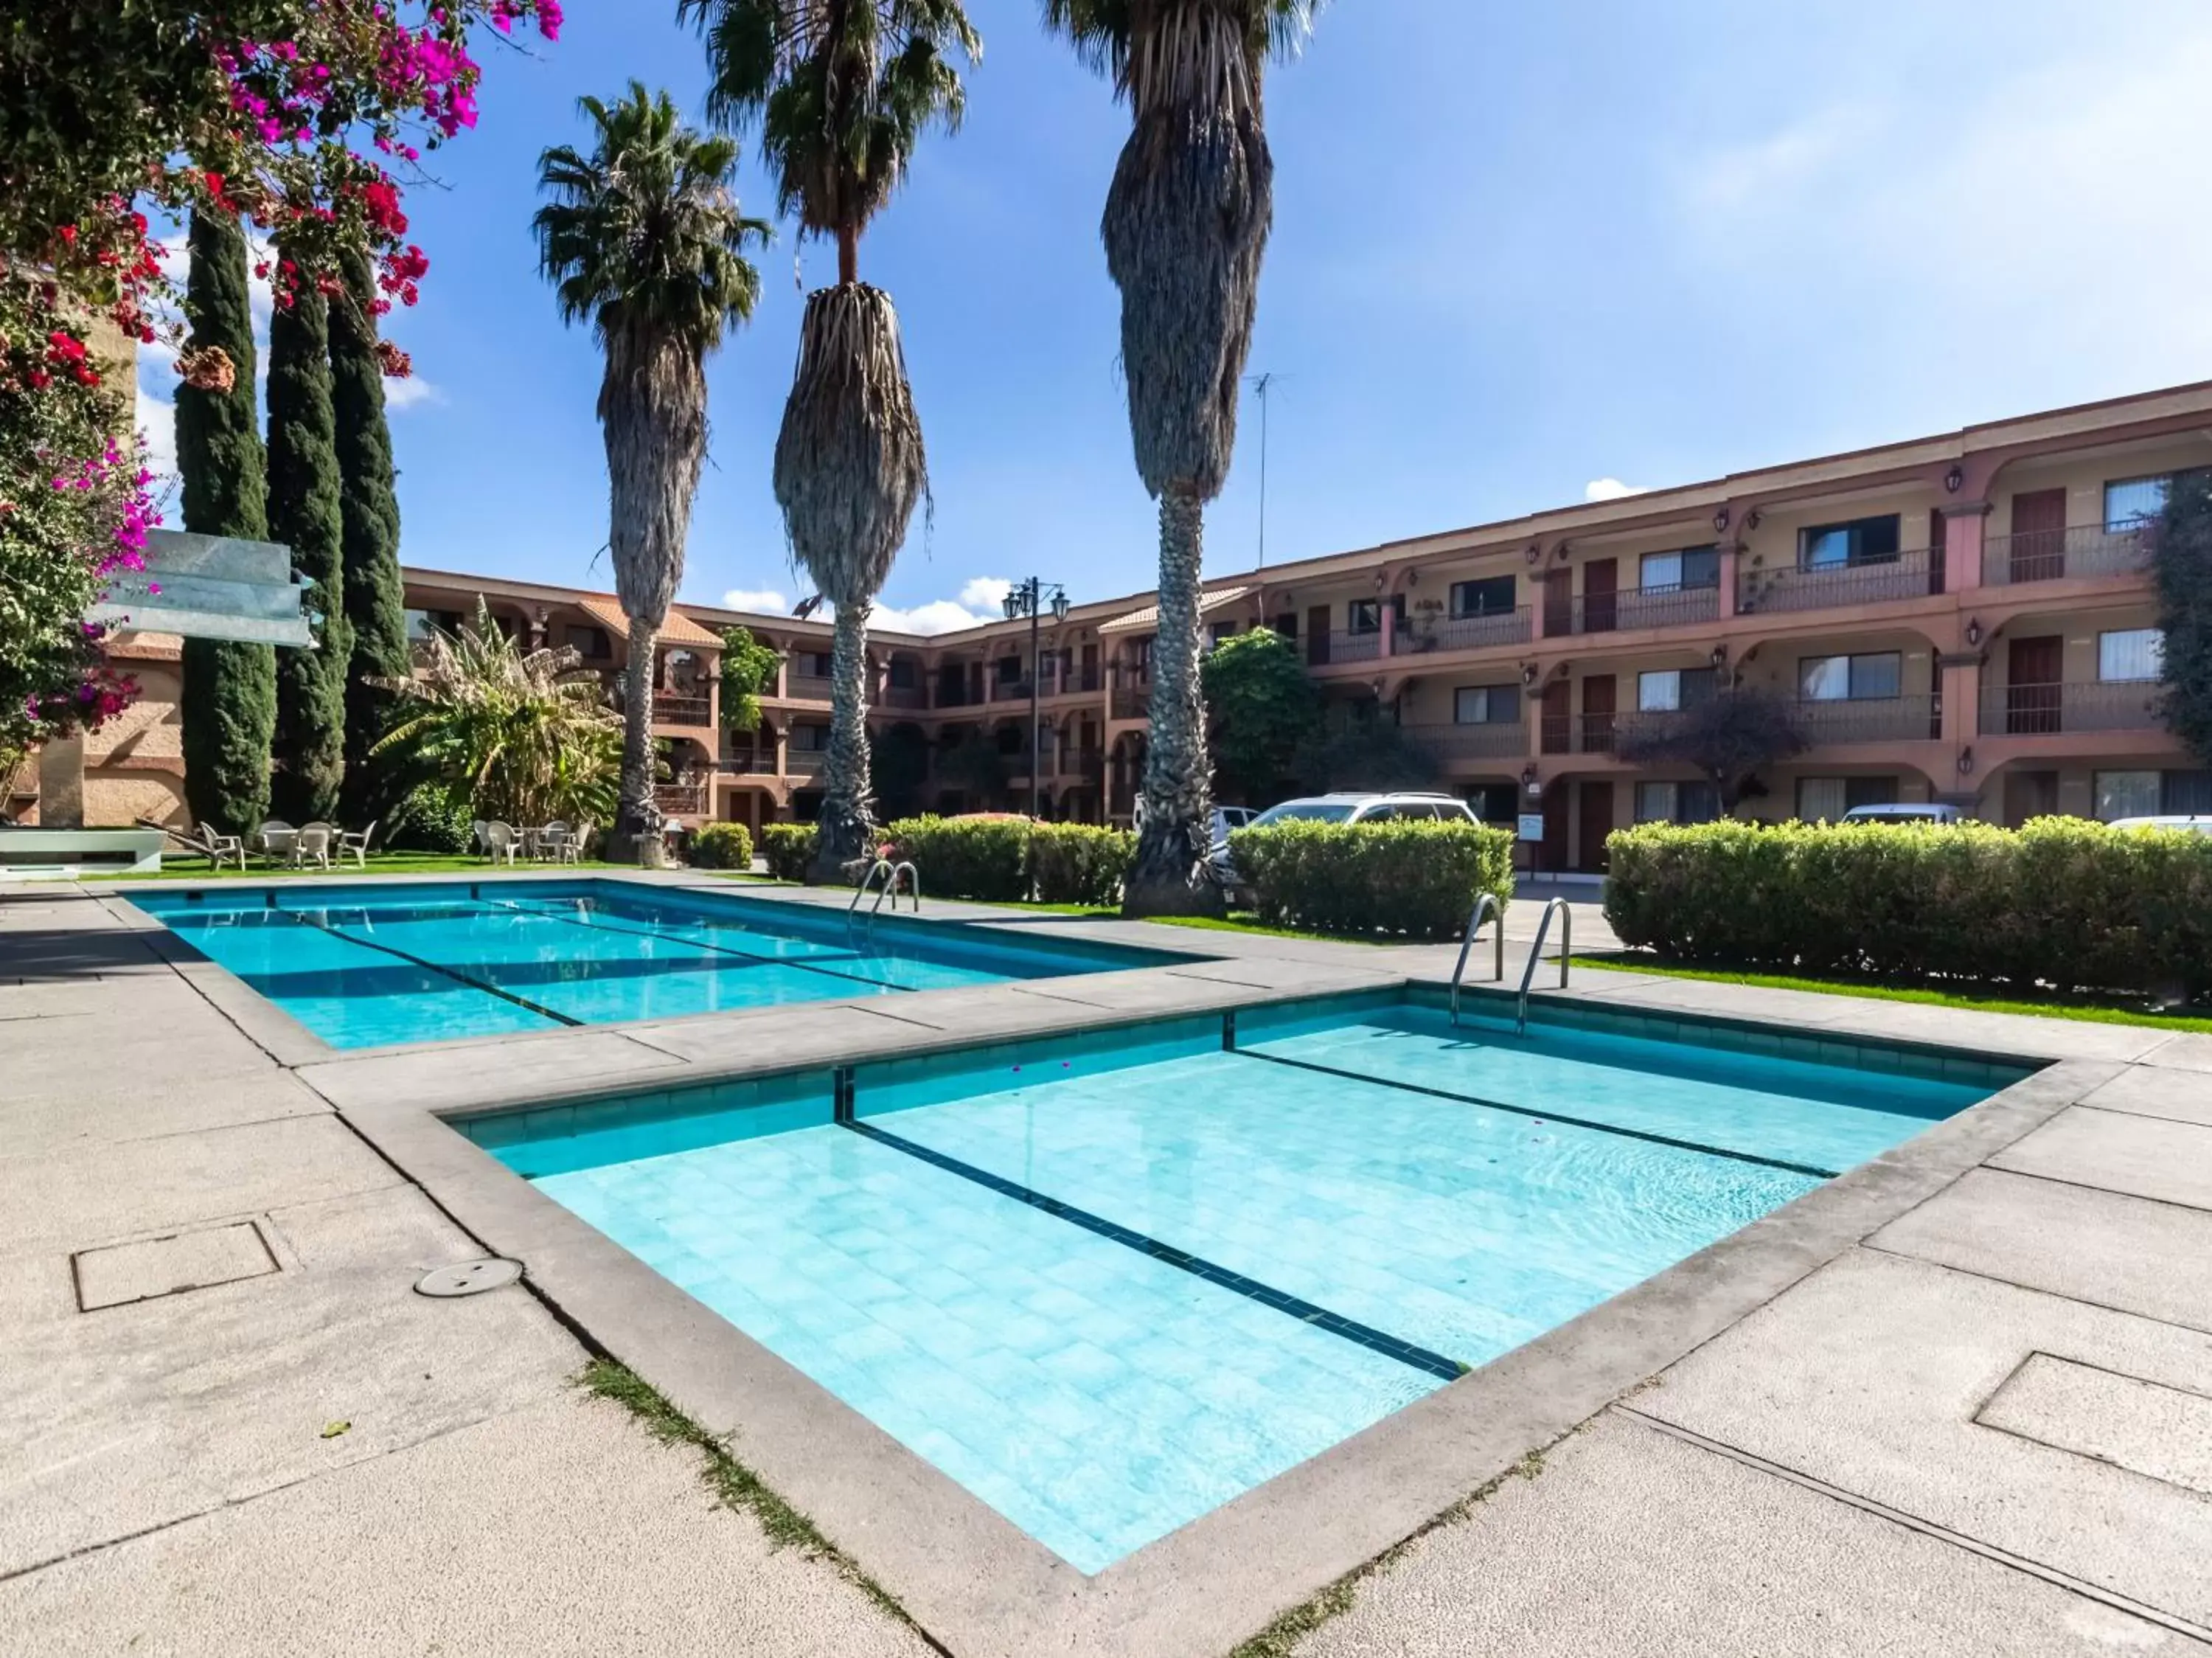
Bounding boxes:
1604 818 2212 997
1027 822 1136 905
686 822 754 870
874 816 1138 904
1228 819 1516 940
759 823 815 881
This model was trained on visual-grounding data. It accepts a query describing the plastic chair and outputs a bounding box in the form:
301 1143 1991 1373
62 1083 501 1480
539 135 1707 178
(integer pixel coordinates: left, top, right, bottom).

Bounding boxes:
293 822 334 870
470 819 490 859
537 821 569 864
562 821 591 864
482 821 519 866
336 819 377 870
258 819 296 864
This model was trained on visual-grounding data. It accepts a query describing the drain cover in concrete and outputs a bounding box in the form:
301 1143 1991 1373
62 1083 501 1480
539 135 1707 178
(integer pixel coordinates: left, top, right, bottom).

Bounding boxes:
415 1258 524 1298
73 1221 279 1311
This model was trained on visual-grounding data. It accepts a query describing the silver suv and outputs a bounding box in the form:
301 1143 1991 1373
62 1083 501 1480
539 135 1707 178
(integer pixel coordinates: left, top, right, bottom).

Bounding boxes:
1206 792 1479 894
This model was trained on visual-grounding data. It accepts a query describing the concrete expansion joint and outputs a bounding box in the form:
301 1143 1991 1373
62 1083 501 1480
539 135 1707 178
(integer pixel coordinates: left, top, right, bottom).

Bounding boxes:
1614 1406 2212 1646
1858 1237 2212 1341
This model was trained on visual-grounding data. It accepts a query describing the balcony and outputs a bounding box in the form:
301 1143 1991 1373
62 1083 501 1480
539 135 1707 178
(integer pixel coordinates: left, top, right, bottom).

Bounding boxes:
784 673 833 702
1982 525 2151 586
990 676 1034 704
1312 630 1383 667
1736 549 1940 616
1540 712 1627 755
1400 721 1528 761
1391 608 1532 656
717 752 774 774
1979 680 2168 737
1110 682 1150 720
653 783 707 816
611 683 713 728
1545 585 1720 637
1795 695 1942 745
883 684 929 711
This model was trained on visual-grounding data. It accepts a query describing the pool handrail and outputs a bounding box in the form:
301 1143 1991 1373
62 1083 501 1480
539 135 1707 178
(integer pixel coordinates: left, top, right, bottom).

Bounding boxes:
1516 895 1571 1035
849 859 897 920
872 860 921 916
1447 891 1505 1025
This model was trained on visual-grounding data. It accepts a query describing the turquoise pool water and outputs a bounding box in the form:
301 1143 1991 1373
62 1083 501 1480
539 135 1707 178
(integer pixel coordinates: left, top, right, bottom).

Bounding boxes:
471 994 2026 1574
133 880 1183 1050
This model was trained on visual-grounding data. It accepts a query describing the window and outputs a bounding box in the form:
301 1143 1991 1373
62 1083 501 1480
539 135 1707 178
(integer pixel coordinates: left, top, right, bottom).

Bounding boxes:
1798 651 1902 701
995 655 1023 682
1635 781 1721 825
1272 612 1298 639
888 658 919 690
2167 771 2212 814
1795 775 1897 822
1209 619 1239 645
403 608 460 642
563 624 611 658
1800 515 1902 570
1450 575 1517 617
1639 546 1719 591
1466 784 1517 824
1453 684 1521 724
2096 770 2161 821
796 651 831 678
2105 475 2171 530
1348 595 1405 635
1638 667 1716 712
2098 628 2164 682
791 723 830 752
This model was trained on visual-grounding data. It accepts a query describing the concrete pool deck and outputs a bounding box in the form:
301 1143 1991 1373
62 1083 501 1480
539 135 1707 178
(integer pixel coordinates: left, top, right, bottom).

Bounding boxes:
1 873 2208 1655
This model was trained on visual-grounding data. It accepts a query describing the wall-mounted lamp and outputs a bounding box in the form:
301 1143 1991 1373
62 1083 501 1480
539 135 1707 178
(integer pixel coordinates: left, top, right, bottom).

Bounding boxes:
1712 507 1731 534
1520 763 1543 799
1520 661 1540 687
1945 465 1965 494
1957 746 1975 777
1405 569 1419 589
1708 643 1729 669
1965 617 1983 648
1745 508 1763 532
1525 541 1543 565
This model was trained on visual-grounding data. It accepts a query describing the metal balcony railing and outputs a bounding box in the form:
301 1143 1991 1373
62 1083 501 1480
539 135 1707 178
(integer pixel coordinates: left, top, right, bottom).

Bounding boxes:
1322 629 1385 665
990 677 1034 703
1736 549 1940 615
653 783 706 815
717 752 773 774
785 749 829 774
1400 721 1529 760
1110 683 1150 720
1981 525 2152 586
1545 584 1720 637
1391 608 1533 655
1540 712 1636 755
1795 694 1942 745
653 693 712 727
1980 680 2168 736
883 684 929 710
783 674 832 702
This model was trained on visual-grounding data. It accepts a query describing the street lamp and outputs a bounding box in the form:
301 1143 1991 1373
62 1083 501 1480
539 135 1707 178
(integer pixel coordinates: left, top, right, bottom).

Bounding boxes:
1003 577 1071 819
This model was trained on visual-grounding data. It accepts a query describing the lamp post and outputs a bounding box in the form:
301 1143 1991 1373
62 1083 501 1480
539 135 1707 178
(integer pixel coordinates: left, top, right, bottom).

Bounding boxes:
1003 577 1071 820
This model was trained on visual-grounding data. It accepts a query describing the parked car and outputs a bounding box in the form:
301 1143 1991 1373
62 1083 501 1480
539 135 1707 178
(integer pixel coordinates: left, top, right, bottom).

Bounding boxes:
1210 805 1257 842
1838 803 1963 825
2108 815 2212 835
1207 792 1478 896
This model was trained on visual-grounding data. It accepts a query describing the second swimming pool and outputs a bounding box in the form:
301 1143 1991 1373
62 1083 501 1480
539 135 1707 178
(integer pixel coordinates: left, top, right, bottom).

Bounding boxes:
464 990 2031 1574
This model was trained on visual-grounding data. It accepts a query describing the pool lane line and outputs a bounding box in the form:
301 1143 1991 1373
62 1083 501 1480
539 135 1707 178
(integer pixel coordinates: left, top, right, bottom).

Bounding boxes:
1231 1049 1839 1181
481 898 923 996
838 1117 1467 1384
289 912 584 1029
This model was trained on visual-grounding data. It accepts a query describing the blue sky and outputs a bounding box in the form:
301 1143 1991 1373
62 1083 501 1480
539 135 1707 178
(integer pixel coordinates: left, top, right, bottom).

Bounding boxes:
139 0 2212 632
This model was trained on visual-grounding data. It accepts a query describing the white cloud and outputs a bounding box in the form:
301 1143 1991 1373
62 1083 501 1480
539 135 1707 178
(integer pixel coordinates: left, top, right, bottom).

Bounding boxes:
138 389 178 482
868 597 993 636
1584 478 1648 503
381 373 439 411
721 586 792 614
956 576 1012 611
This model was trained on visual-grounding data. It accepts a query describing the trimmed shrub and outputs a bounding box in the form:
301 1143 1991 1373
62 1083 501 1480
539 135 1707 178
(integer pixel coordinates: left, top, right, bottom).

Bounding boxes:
1604 818 2212 998
1229 819 1516 940
686 821 754 870
760 823 816 881
1028 822 1136 906
883 814 1032 903
382 783 473 853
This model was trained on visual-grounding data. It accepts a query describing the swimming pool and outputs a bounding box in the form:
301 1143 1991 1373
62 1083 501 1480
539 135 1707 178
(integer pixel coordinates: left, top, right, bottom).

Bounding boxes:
133 879 1188 1050
463 990 2032 1574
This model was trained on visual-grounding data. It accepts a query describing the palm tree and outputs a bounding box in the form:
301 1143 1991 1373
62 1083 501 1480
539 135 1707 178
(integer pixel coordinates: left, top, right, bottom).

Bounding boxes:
367 600 625 827
534 83 769 861
1045 0 1324 917
682 0 980 881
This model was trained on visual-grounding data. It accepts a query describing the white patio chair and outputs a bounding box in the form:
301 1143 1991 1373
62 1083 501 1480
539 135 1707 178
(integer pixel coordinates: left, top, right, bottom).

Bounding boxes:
293 822 334 870
537 821 569 864
561 821 591 864
482 821 520 866
257 819 296 865
335 819 377 870
470 819 490 859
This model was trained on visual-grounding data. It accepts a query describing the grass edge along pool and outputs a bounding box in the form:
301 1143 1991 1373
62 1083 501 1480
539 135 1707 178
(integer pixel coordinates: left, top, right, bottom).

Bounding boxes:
129 878 1197 1050
458 988 2037 1575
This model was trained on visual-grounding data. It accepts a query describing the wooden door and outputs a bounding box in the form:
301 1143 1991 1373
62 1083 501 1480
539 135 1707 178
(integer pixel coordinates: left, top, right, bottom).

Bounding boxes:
1582 558 1618 634
1306 605 1331 665
1540 679 1571 754
2009 489 2067 582
1542 778 1570 873
1543 570 1573 635
1576 780 1615 871
1580 673 1617 754
2006 634 2063 734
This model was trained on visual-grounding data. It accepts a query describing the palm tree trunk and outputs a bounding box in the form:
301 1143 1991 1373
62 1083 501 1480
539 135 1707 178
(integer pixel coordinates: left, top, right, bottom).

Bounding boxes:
619 615 658 854
810 600 876 881
1123 488 1225 917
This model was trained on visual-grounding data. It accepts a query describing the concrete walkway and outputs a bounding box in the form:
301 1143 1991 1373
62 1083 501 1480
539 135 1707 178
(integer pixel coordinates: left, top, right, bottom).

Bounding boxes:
3 877 2208 1656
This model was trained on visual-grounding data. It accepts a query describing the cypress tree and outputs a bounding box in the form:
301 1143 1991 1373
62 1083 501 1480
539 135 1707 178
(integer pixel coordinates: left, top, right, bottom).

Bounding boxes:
174 208 278 836
331 250 410 823
2155 470 2212 766
265 249 352 821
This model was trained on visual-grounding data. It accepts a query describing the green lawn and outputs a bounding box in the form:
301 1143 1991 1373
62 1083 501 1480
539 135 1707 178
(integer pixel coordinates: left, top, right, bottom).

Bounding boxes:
100 853 630 882
1572 951 2212 1035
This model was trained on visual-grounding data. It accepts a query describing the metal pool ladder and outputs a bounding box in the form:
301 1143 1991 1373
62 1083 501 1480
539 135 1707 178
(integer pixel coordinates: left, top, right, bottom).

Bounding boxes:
1447 892 1505 1026
1513 895 1571 1036
849 859 922 933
